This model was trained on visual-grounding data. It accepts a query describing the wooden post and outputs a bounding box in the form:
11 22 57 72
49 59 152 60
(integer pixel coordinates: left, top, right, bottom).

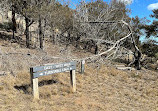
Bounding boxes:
30 68 39 99
33 78 39 99
30 68 33 89
81 60 85 74
70 70 76 92
128 53 129 63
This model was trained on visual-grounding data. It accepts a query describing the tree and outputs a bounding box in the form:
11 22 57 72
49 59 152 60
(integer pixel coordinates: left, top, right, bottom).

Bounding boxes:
0 0 143 69
0 0 35 48
0 0 57 48
11 4 17 39
73 0 142 69
27 0 55 49
0 0 17 39
142 9 158 41
141 40 158 57
130 16 148 47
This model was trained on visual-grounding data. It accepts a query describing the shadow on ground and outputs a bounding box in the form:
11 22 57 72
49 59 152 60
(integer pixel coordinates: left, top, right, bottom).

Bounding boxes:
14 79 58 94
0 31 26 47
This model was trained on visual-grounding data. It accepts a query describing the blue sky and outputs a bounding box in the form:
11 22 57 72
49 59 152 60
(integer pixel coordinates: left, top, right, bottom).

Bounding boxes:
70 0 158 22
129 0 158 23
128 0 158 42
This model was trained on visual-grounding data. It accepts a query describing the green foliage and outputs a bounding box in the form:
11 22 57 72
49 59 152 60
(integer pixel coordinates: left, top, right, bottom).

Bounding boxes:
49 2 73 31
141 40 158 58
150 9 158 19
142 9 158 38
140 9 158 60
130 16 148 46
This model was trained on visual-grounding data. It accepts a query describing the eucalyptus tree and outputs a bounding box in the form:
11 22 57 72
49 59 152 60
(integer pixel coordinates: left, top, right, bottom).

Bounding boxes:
142 9 158 41
0 0 35 48
0 0 56 48
44 1 74 45
73 0 142 69
0 0 17 39
27 0 56 49
26 0 73 48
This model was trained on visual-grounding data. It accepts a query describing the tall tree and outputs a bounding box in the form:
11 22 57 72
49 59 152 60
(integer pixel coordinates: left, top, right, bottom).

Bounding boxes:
0 0 34 48
11 4 16 39
0 0 17 39
74 0 142 69
29 0 56 49
142 9 158 41
130 16 149 47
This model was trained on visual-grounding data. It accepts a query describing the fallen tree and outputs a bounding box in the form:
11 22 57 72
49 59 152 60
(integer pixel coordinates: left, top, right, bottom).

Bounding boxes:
72 0 142 70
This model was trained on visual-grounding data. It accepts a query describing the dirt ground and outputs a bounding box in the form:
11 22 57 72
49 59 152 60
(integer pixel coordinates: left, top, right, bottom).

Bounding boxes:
0 33 158 111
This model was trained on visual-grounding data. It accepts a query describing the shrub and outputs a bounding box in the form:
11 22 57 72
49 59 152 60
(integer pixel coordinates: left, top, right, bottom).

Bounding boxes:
155 53 158 60
0 21 13 31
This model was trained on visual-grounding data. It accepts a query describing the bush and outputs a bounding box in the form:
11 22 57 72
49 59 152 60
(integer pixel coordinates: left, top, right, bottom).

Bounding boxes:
155 53 158 60
0 21 13 31
141 43 158 58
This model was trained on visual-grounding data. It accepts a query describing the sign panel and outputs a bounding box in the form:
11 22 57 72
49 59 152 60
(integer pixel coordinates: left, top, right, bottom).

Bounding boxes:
30 61 77 99
33 66 76 78
33 61 76 72
32 61 76 78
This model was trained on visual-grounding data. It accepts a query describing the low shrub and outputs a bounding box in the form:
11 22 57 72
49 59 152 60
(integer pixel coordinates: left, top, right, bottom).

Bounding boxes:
0 21 13 31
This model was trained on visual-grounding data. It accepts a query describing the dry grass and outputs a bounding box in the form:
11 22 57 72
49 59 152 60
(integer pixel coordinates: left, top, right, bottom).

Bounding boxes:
0 64 158 111
0 36 158 111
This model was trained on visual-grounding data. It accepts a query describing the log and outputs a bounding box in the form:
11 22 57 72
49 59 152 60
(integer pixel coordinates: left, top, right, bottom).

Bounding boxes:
116 66 135 71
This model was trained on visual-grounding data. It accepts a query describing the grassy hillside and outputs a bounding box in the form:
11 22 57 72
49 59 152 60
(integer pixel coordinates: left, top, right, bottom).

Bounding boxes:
0 64 158 111
0 31 157 111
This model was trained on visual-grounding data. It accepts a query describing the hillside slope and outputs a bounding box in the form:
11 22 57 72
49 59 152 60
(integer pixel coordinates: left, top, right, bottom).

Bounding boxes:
0 64 158 111
0 33 158 111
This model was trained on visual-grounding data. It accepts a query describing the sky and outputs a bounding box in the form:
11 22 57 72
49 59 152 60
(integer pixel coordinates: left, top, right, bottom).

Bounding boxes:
129 0 158 23
127 0 158 42
69 0 158 42
70 0 158 22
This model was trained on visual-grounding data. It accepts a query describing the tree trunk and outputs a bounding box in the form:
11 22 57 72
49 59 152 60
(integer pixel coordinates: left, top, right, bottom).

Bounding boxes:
12 5 16 39
25 17 30 48
75 33 80 48
39 15 43 49
95 44 98 54
128 23 142 70
52 30 55 44
134 50 141 70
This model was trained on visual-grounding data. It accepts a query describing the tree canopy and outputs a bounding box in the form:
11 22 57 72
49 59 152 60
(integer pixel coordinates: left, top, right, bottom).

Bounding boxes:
142 9 158 40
